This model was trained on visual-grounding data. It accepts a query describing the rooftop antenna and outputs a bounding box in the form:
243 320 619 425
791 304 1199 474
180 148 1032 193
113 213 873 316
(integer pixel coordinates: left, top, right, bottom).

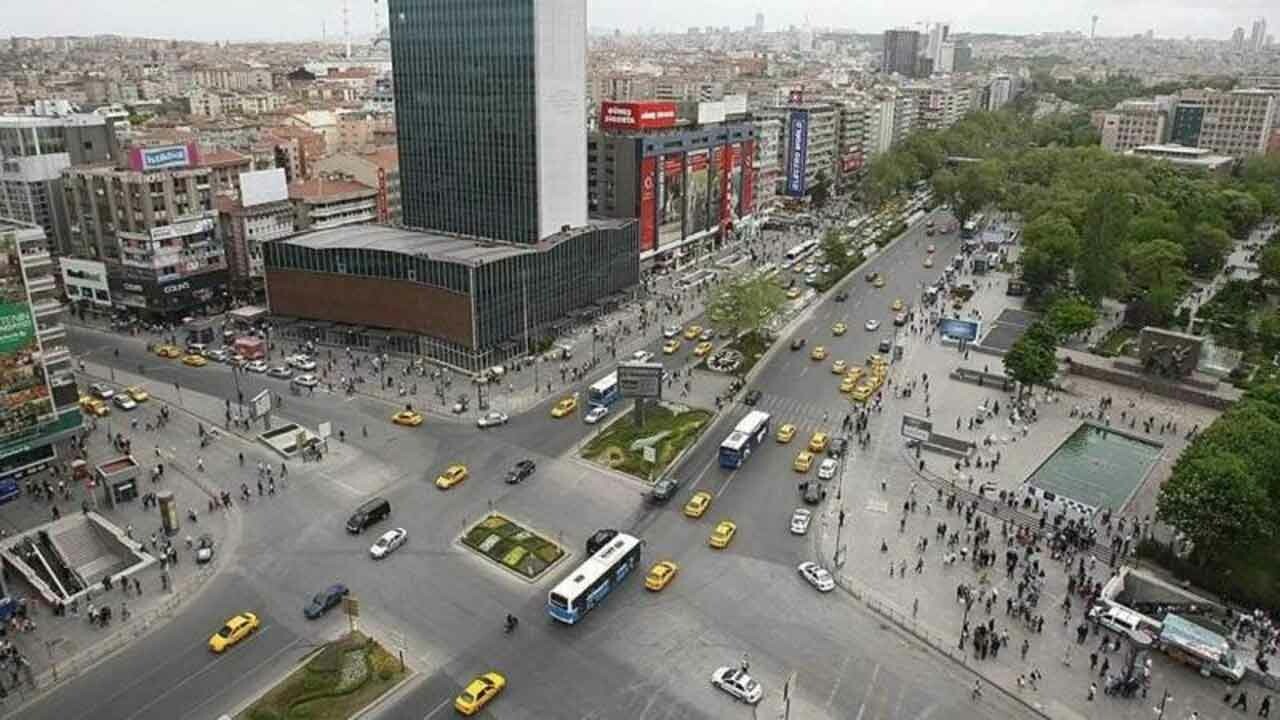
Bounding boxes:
1091 15 1099 40
343 0 352 59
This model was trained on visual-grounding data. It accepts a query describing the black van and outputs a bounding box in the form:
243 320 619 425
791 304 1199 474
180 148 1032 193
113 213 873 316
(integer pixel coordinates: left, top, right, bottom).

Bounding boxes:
346 497 391 534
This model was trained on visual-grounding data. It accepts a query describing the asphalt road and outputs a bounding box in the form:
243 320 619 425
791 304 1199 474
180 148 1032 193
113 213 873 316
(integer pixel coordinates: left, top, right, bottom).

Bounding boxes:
46 210 1038 720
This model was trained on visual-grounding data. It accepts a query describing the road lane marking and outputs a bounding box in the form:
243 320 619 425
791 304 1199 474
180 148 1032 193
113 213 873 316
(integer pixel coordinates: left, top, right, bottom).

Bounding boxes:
423 696 453 719
714 468 739 498
854 662 880 720
177 635 303 720
826 653 851 708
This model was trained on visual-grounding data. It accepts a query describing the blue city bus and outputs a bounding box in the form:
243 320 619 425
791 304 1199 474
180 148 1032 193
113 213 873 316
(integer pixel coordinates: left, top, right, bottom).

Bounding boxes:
588 372 620 408
718 410 771 469
547 533 642 624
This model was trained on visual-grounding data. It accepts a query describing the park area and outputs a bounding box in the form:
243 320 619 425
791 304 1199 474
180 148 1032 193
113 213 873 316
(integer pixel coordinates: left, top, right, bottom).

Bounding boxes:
240 633 407 720
582 403 712 481
460 513 565 580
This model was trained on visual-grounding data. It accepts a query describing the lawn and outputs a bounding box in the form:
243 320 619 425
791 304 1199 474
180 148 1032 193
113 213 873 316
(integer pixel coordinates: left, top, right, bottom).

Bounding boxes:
460 513 565 580
1094 326 1139 357
241 633 406 720
581 403 713 481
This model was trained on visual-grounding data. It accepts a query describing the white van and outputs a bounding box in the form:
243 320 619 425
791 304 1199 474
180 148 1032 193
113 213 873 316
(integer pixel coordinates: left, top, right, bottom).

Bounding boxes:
1090 604 1158 647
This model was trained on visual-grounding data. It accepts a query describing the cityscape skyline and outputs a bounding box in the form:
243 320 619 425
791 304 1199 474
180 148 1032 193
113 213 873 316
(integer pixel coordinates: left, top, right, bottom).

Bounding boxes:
0 1 1274 44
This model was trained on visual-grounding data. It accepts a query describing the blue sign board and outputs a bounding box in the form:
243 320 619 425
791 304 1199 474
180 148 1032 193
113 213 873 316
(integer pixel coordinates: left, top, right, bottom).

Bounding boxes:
785 110 810 197
939 318 981 342
140 145 191 171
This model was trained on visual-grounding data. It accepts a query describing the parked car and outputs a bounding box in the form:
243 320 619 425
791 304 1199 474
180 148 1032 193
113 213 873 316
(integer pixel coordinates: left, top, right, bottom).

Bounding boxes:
303 583 349 619
790 508 812 535
711 667 763 704
267 366 293 379
798 561 836 592
649 476 681 504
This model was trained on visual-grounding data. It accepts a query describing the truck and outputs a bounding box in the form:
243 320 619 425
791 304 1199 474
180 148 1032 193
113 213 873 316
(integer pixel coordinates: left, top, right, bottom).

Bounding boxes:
1157 613 1246 682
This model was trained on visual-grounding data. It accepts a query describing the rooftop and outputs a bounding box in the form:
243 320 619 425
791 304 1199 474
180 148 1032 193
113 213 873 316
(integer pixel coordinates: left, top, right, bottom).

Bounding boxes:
361 146 398 172
278 224 533 267
200 148 250 167
288 178 374 201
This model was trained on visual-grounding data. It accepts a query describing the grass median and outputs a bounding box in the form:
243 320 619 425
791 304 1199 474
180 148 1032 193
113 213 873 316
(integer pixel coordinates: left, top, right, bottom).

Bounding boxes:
460 513 565 580
582 402 712 481
241 632 406 720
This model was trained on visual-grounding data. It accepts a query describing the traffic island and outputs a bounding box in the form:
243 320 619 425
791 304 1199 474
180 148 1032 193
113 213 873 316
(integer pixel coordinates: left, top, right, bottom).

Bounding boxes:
581 403 712 480
460 513 566 581
240 632 408 720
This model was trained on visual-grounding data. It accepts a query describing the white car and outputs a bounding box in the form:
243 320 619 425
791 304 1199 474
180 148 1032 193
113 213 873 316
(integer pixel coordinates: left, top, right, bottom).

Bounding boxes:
245 360 269 373
790 508 812 535
632 350 655 363
203 348 229 362
817 458 838 480
584 405 609 425
292 373 319 388
267 366 293 379
864 319 881 332
476 411 509 428
798 561 836 593
662 325 682 339
369 528 407 559
289 355 317 371
711 666 763 705
112 395 137 411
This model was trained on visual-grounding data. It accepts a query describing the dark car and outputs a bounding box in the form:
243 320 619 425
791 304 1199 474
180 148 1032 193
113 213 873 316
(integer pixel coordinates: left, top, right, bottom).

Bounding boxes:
586 529 619 555
790 337 806 351
505 459 536 484
744 389 762 406
827 436 848 459
799 480 827 505
649 476 681 504
304 583 350 619
834 290 849 302
878 338 892 354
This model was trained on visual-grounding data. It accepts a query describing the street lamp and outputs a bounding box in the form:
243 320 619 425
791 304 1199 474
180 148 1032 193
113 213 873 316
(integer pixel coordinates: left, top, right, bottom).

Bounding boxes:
1154 689 1171 719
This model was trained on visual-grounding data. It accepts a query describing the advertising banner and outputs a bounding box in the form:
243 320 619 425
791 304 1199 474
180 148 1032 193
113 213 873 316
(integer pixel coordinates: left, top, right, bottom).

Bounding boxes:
639 156 658 254
685 150 710 237
741 140 755 215
720 143 736 229
785 110 810 197
658 154 685 248
707 146 723 233
0 233 53 442
129 142 199 172
600 101 678 131
939 318 981 342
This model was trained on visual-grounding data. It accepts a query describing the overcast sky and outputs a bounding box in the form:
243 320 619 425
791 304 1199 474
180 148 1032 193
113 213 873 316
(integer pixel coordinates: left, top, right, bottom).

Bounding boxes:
3 1 1273 43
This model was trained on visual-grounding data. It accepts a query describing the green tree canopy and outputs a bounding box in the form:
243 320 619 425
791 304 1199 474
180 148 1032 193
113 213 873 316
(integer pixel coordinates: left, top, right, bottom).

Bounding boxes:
1157 448 1271 565
1002 322 1058 394
1045 297 1098 340
1258 245 1280 286
1075 190 1132 303
706 276 786 337
1127 239 1188 292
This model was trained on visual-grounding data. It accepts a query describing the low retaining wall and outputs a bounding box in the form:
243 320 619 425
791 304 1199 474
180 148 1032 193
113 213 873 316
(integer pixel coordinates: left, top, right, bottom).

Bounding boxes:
1062 355 1240 410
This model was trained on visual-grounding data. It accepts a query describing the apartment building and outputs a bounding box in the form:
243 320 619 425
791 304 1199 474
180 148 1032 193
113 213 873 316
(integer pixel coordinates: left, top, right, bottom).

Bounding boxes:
863 97 897 159
311 147 401 225
765 103 837 198
1171 88 1278 159
288 176 377 232
1100 100 1169 153
753 116 783 212
216 168 296 300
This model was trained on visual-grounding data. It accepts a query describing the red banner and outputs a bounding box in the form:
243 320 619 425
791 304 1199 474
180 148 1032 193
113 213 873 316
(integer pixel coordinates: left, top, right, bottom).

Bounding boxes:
841 153 864 174
639 156 657 253
720 143 734 229
741 140 755 215
600 101 679 131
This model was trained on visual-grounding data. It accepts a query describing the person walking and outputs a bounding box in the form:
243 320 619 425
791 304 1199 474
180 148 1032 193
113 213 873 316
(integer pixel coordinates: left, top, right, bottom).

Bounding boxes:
1234 691 1249 712
1088 682 1097 701
1259 695 1272 718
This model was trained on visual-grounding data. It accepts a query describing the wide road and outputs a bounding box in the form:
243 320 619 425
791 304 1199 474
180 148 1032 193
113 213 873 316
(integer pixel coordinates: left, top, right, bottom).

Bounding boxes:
49 209 1035 719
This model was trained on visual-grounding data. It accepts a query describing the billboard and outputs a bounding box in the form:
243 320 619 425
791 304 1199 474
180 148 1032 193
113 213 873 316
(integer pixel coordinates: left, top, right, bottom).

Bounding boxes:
741 139 755 215
0 233 54 442
618 362 663 399
129 142 199 172
685 150 710 236
657 154 684 247
240 167 288 208
639 156 658 253
706 146 722 232
939 318 981 342
696 101 726 125
785 110 810 197
600 101 678 131
901 414 933 442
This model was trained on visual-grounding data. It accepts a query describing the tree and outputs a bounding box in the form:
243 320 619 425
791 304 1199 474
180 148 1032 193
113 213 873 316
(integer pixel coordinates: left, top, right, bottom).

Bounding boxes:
1258 245 1280 286
1126 240 1187 292
1183 224 1232 278
706 276 786 338
952 160 1005 228
820 229 849 271
1156 448 1272 565
1218 189 1262 238
1045 297 1097 340
1075 190 1132 303
1002 322 1058 395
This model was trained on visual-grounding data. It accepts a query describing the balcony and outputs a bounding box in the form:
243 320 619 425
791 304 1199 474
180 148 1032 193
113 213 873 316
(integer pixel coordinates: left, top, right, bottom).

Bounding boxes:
25 274 56 293
36 345 70 366
20 248 52 268
30 298 64 317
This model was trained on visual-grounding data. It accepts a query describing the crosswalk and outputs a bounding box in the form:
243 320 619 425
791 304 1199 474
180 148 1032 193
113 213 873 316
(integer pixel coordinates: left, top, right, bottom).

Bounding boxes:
732 390 858 434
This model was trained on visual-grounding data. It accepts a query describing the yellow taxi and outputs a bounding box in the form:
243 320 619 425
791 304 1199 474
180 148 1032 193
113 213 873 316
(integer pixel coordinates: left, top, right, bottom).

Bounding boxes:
832 321 847 336
79 395 110 417
693 341 713 358
776 423 796 443
125 386 149 402
873 275 886 288
839 375 858 393
786 287 802 299
851 383 874 403
831 359 847 375
867 353 888 368
808 432 829 453
810 345 827 361
550 396 578 418
454 671 506 716
845 367 865 384
645 560 679 591
683 490 712 518
155 344 182 358
434 464 468 490
683 325 703 340
708 520 737 549
182 354 208 367
793 451 815 473
208 611 259 653
890 298 905 312
663 338 681 355
392 409 424 426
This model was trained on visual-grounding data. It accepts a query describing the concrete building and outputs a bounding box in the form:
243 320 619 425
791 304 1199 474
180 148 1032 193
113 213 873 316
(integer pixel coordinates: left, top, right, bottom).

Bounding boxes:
1170 88 1278 159
311 147 402 225
1100 100 1168 154
61 143 228 319
1127 144 1234 176
0 114 120 255
891 93 916 147
216 168 296 300
1251 18 1268 52
288 177 377 232
753 116 783 212
766 103 837 198
835 100 867 180
882 29 922 78
926 23 950 63
201 149 253 200
863 97 897 159
0 220 81 493
985 74 1020 111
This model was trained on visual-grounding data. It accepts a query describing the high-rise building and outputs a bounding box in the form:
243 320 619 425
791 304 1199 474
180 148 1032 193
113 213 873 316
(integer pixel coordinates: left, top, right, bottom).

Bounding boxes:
952 44 974 72
391 0 586 244
1100 100 1168 154
0 220 81 497
1232 27 1246 49
1251 18 1268 51
927 23 950 61
882 29 922 78
936 42 956 74
1169 88 1278 159
754 12 764 34
0 115 120 256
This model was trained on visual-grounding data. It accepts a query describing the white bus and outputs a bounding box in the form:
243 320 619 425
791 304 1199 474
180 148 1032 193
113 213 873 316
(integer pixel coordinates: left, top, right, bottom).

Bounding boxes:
784 240 820 263
547 533 643 624
719 410 772 469
587 372 620 408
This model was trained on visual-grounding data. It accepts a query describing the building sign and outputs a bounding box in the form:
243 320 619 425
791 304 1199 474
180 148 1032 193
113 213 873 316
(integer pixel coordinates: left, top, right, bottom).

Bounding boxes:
618 362 663 399
150 217 215 242
741 140 755 214
939 318 981 342
901 414 932 442
600 101 678 131
129 142 200 172
685 150 710 236
60 257 112 307
720 143 735 230
785 110 810 197
0 233 54 443
376 167 390 223
638 156 658 254
658 153 684 248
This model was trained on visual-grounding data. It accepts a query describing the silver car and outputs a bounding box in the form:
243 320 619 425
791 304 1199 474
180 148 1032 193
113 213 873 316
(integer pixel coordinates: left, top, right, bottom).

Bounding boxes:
476 411 509 428
369 528 407 559
790 508 812 535
798 561 835 592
